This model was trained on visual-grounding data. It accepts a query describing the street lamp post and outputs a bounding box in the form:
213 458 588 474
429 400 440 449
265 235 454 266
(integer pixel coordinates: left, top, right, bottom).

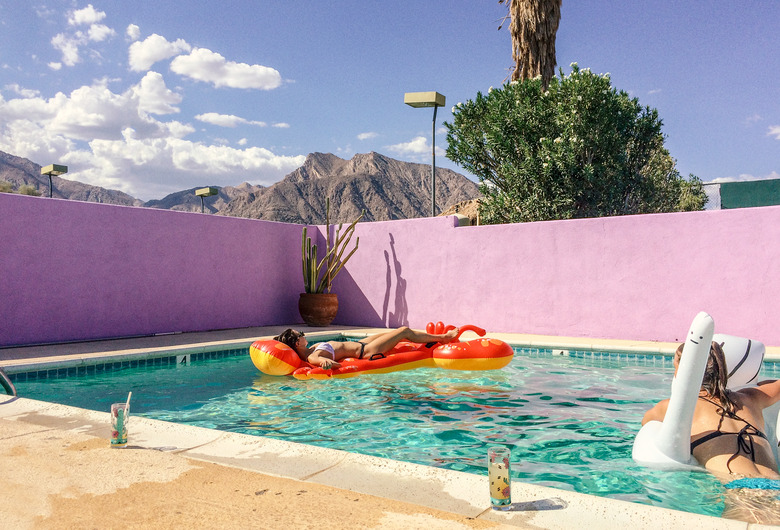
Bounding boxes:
195 186 218 213
404 91 446 217
40 164 68 198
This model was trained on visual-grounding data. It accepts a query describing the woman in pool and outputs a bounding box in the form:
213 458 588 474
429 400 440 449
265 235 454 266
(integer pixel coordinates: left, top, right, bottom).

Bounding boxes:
273 326 459 370
642 341 780 523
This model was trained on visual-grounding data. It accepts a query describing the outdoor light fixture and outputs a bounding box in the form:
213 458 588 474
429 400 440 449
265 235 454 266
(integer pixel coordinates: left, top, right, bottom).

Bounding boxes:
40 164 68 198
195 186 218 213
404 91 446 217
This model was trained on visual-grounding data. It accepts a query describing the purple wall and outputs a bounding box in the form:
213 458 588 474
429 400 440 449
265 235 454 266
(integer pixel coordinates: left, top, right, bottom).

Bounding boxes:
335 208 780 345
1 194 302 346
3 193 780 347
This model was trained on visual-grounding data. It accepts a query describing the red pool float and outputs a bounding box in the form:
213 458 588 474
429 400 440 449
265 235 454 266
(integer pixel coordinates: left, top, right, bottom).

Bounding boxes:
249 322 514 380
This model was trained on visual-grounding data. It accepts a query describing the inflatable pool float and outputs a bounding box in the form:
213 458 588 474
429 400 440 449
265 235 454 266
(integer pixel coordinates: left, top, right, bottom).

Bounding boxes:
249 323 514 380
632 311 780 470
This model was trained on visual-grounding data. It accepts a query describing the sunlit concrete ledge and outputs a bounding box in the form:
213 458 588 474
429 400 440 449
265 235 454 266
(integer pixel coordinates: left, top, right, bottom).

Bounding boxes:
0 395 748 529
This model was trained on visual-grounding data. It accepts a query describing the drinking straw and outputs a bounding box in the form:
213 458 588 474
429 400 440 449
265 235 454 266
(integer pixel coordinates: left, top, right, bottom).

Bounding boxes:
125 391 132 414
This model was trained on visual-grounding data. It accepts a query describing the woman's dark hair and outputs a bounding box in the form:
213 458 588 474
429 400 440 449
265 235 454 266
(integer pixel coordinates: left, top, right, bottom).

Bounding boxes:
676 341 736 413
273 329 300 350
702 341 736 413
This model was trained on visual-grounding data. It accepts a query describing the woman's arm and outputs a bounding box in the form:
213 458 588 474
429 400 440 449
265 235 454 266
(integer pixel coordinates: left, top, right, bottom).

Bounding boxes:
747 379 780 409
641 399 669 426
307 351 341 370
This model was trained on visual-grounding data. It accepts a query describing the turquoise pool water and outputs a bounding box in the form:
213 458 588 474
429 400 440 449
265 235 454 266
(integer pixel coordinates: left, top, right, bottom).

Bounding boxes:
14 346 777 518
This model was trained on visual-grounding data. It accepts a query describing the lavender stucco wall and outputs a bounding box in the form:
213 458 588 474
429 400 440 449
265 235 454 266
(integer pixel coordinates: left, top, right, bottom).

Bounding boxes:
3 193 780 347
334 207 780 345
1 194 303 346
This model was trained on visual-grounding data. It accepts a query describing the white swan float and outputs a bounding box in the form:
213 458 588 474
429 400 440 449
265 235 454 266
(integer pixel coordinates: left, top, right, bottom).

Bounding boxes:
632 311 780 470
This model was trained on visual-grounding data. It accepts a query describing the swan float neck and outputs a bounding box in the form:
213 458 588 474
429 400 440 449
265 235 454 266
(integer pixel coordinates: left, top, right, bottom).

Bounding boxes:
632 311 714 469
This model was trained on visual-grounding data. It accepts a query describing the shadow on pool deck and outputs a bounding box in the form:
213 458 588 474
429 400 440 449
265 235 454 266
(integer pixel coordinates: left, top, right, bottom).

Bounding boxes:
0 326 755 529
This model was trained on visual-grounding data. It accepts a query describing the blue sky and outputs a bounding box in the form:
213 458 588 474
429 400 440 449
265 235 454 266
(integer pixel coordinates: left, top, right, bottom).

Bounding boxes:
0 1 777 201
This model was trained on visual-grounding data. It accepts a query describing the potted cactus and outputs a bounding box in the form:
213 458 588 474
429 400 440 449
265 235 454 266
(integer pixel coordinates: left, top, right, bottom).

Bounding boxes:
299 198 364 326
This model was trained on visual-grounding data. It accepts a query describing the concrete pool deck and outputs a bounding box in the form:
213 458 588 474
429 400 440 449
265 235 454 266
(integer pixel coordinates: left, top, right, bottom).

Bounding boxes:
1 326 776 529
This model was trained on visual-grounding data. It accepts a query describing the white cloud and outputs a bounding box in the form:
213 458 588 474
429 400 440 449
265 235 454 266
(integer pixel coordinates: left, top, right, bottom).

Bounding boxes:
51 5 116 66
709 171 780 183
4 84 40 98
357 132 377 140
126 24 141 41
51 32 81 66
170 48 282 90
132 72 182 115
0 79 303 200
128 34 191 72
48 62 62 71
238 138 247 145
745 113 762 125
195 112 266 127
68 4 106 26
387 136 430 155
87 24 114 42
386 135 445 161
272 122 290 128
768 125 780 140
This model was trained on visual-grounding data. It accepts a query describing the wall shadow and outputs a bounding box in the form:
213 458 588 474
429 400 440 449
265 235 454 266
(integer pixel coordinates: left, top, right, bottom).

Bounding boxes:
383 233 408 327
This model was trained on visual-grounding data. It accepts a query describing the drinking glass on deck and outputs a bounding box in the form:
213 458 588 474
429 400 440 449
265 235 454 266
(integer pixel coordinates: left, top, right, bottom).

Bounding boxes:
110 402 129 447
488 446 511 510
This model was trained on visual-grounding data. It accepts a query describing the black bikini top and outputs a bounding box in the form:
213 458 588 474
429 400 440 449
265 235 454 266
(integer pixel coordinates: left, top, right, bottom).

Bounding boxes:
690 395 768 472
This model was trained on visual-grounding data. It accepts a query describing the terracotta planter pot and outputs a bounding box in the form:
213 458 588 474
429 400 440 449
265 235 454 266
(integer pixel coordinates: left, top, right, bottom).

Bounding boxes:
298 293 339 326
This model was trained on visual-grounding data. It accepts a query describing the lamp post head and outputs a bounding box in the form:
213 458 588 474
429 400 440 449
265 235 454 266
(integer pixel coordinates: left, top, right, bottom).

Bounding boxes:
195 187 218 197
404 91 446 108
41 164 68 176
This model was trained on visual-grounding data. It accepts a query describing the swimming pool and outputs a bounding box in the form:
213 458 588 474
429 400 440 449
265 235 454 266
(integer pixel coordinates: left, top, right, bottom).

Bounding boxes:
12 344 778 518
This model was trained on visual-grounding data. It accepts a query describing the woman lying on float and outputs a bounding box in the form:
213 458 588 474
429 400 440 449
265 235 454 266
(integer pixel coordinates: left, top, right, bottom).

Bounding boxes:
250 323 514 379
274 325 459 370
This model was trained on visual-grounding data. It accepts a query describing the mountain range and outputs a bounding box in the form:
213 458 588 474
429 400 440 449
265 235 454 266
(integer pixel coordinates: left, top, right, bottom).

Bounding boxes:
0 150 480 224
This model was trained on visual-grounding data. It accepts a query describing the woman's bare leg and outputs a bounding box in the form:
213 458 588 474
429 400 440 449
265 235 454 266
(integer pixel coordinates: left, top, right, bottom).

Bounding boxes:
361 326 458 357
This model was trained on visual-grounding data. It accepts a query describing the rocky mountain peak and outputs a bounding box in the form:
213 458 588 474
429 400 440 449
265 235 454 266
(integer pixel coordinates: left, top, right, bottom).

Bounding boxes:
0 149 480 224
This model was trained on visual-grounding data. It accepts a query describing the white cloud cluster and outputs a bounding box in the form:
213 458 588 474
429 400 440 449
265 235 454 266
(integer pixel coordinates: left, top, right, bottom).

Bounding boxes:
171 48 282 90
357 132 378 141
128 34 191 71
387 136 429 155
0 75 304 200
768 125 780 141
50 4 116 68
386 135 446 161
126 32 282 91
132 72 182 115
10 8 299 200
68 4 105 26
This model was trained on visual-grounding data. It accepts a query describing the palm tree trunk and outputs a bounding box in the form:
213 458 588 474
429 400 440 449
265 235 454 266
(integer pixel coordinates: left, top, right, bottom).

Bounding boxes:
501 0 562 89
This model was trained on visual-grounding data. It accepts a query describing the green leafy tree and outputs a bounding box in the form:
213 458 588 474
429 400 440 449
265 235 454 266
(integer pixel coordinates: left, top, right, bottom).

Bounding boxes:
0 180 12 193
445 64 705 224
